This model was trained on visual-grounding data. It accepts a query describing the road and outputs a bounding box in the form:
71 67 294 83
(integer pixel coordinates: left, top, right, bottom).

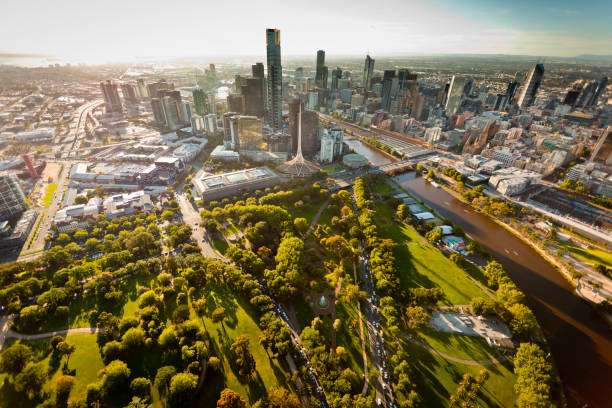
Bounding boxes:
176 193 223 260
351 191 395 407
63 100 103 159
17 162 72 260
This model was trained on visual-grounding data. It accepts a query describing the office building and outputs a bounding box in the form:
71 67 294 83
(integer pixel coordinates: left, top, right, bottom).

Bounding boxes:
562 90 581 107
331 67 342 91
227 94 245 114
590 126 612 166
0 173 27 221
100 80 123 113
381 70 396 112
242 78 265 117
162 96 181 130
576 81 598 108
445 75 466 116
505 80 519 104
517 64 544 108
235 116 264 151
266 28 283 129
363 54 375 90
307 92 318 109
191 115 204 133
136 79 148 98
192 85 208 116
588 76 608 108
288 100 319 156
315 50 328 89
295 67 304 80
146 80 171 99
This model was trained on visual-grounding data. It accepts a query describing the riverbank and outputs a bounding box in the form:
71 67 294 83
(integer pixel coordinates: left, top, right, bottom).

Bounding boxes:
434 176 612 327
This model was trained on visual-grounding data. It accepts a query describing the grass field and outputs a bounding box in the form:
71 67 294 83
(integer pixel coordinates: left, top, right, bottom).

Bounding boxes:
221 221 241 237
212 238 230 255
369 182 395 195
286 201 324 224
42 183 58 207
394 243 484 305
556 239 612 268
398 334 516 408
191 286 289 406
375 203 422 243
0 333 103 406
322 163 345 175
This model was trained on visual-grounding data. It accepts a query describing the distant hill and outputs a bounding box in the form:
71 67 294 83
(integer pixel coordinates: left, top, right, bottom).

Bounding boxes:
574 54 612 61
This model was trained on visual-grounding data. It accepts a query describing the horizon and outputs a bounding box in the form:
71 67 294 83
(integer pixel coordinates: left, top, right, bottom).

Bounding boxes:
2 0 611 63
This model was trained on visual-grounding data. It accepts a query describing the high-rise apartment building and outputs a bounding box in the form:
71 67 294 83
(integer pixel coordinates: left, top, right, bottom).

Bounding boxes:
146 80 171 99
235 116 264 151
362 54 375 90
100 80 123 113
576 81 598 108
445 75 466 116
151 98 166 125
295 67 304 80
162 96 181 130
517 64 544 108
266 28 282 130
315 50 328 89
227 94 245 114
120 83 137 104
0 173 27 221
192 85 208 116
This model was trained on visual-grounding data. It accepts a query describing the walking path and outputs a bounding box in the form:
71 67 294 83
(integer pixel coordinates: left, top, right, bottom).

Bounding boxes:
401 334 510 366
0 316 102 351
301 199 330 240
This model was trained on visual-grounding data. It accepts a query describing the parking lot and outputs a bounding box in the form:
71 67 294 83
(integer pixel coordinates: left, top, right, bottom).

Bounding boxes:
430 311 512 339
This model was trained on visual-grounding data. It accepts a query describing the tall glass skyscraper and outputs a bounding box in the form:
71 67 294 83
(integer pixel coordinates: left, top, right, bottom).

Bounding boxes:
588 76 608 108
315 50 327 89
266 28 282 130
445 75 466 116
517 64 544 108
381 70 396 112
362 54 375 90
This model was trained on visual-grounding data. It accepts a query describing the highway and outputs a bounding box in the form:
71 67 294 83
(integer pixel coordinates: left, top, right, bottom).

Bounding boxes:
176 192 223 260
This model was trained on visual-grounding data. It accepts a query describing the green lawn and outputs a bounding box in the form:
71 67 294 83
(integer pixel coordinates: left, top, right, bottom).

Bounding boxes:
191 287 289 406
0 333 103 407
334 301 369 377
398 334 516 408
212 238 230 255
394 243 485 305
221 221 241 237
286 201 324 224
556 239 612 268
375 203 422 243
370 182 395 195
42 183 58 207
413 328 503 362
322 163 345 175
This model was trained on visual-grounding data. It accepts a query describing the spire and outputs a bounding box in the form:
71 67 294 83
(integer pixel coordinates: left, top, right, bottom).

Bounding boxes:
276 104 322 177
296 104 303 158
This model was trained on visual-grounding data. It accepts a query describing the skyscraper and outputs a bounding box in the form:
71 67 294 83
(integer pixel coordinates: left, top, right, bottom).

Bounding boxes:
150 98 166 125
331 67 342 91
588 76 608 108
120 83 137 104
576 81 597 108
517 64 544 108
505 80 519 105
192 85 208 116
266 28 282 130
381 70 396 112
315 50 328 89
362 54 375 90
242 78 265 117
100 80 122 113
445 75 466 116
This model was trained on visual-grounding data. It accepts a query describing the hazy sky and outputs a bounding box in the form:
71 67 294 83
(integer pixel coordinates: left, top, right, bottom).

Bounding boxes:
2 0 611 61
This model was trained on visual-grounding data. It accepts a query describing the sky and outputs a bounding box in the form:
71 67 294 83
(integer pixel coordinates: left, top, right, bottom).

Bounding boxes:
1 0 611 62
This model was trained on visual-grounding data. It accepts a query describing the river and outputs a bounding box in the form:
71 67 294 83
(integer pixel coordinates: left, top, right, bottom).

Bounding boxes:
392 172 612 408
344 136 396 166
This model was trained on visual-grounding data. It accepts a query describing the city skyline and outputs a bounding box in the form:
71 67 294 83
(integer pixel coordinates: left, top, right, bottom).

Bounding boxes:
1 0 611 64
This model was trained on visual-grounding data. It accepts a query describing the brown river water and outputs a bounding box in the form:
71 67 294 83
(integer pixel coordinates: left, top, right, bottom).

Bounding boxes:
393 171 612 408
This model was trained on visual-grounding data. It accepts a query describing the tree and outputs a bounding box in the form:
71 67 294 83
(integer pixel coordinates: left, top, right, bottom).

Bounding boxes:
514 343 552 408
85 237 100 251
122 327 146 351
74 195 88 204
405 306 430 330
102 360 131 395
154 365 177 397
216 388 246 408
425 228 443 245
102 340 123 364
208 356 221 371
130 377 152 398
426 170 435 179
73 229 89 241
267 386 301 408
230 335 256 380
57 233 71 244
14 362 47 399
0 343 32 375
168 372 198 408
212 307 226 326
56 341 76 365
55 375 75 404
293 217 309 235
484 260 505 289
508 303 538 337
